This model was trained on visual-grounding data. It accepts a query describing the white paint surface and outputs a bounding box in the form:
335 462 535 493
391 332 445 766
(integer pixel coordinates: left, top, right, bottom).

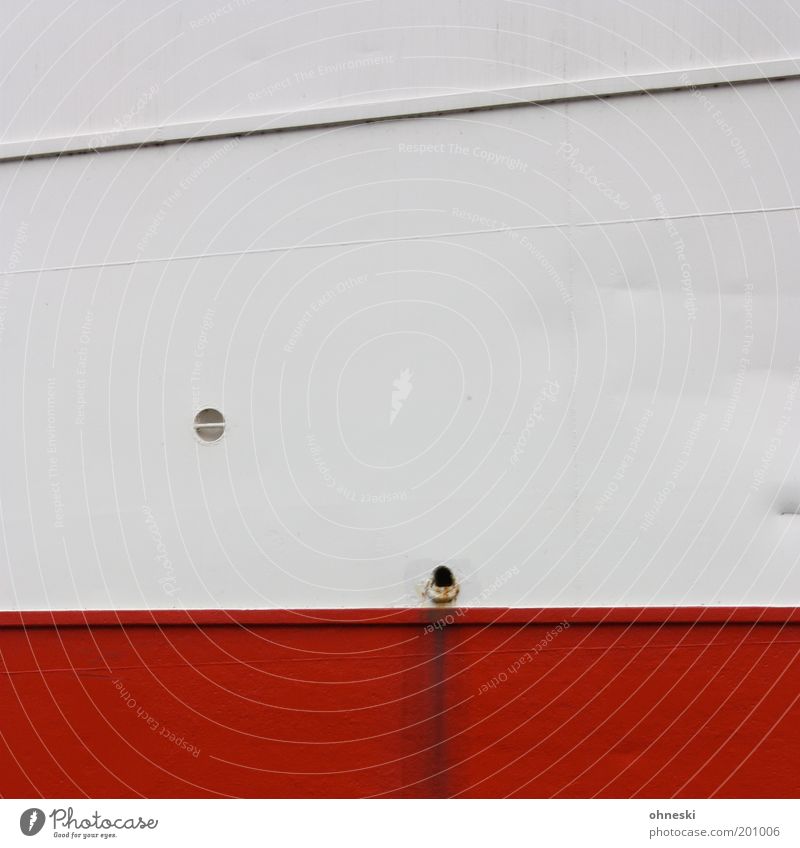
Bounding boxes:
1 3 799 609
4 0 800 145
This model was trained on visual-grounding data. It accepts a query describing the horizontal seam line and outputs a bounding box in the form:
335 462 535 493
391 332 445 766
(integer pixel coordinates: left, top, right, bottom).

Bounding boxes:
2 641 798 676
3 203 799 278
2 57 798 163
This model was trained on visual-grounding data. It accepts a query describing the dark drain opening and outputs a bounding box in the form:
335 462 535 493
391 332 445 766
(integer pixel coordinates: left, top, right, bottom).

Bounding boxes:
426 565 459 603
432 565 455 588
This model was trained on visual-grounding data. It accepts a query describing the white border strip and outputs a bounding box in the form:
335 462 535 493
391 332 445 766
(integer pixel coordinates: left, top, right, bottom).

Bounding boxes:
2 799 797 844
1 58 799 163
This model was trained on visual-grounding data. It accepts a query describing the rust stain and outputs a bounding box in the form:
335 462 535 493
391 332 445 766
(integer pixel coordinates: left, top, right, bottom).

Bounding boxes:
427 606 450 798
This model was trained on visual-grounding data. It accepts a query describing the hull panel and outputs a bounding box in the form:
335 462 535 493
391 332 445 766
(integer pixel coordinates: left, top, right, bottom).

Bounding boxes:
2 609 798 798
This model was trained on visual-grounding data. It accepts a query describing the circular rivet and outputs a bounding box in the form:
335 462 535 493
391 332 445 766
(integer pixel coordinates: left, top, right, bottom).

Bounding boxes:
194 408 225 443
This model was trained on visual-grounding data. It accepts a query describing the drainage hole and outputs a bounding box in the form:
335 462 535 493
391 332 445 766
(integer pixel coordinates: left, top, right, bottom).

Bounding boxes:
432 565 455 588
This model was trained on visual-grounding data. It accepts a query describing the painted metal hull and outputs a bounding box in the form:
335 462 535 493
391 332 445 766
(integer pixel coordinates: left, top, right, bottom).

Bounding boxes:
2 608 799 798
3 1 800 799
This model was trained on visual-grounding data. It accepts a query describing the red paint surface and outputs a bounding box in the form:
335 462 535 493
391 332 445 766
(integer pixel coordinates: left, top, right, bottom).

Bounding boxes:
0 608 798 798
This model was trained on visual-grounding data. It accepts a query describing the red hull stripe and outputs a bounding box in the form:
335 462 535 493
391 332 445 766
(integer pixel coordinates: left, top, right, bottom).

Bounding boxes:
1 606 799 627
1 607 799 798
